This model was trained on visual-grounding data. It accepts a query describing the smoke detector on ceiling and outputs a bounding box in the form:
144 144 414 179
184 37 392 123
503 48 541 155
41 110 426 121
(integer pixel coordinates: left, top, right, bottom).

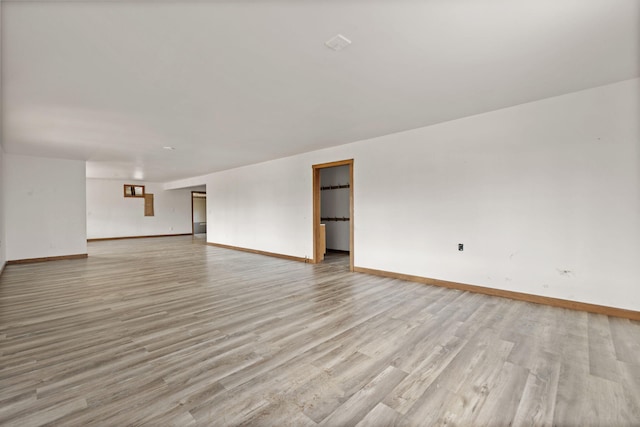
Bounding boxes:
325 34 352 51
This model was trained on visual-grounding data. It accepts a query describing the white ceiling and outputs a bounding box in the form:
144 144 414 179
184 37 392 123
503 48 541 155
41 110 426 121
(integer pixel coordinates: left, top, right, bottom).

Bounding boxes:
2 0 638 182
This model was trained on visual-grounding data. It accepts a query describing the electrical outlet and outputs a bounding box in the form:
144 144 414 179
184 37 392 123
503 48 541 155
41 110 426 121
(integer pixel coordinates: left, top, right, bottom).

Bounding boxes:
458 243 464 251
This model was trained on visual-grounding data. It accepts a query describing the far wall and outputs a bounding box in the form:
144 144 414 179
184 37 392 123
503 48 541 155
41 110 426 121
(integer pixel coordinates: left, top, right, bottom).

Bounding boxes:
4 154 87 261
86 179 192 239
320 165 350 251
0 147 6 268
193 196 206 223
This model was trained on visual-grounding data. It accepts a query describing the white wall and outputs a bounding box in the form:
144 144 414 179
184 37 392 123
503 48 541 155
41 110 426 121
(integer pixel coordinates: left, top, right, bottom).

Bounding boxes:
320 165 350 251
182 79 640 311
193 197 206 223
5 154 87 261
86 179 192 239
205 159 314 257
0 147 6 269
164 175 208 191
354 79 639 312
0 8 4 269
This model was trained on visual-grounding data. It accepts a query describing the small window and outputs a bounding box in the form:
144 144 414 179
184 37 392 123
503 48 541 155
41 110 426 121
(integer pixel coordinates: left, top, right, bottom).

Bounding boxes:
124 184 145 198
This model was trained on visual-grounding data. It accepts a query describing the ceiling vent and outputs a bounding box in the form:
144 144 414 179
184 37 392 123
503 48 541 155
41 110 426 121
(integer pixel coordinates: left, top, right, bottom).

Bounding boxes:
325 34 352 51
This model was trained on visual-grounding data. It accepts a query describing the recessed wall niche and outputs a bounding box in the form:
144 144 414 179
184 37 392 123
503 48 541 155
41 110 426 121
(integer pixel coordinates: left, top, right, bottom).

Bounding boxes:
123 184 145 198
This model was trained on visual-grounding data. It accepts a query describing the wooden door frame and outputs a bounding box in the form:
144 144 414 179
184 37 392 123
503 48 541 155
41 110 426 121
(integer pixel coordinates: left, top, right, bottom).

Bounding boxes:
191 191 206 235
312 159 354 271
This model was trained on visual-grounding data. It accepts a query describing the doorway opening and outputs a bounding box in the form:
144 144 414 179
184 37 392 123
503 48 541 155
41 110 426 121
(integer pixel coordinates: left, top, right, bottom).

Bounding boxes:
312 159 353 271
191 191 207 239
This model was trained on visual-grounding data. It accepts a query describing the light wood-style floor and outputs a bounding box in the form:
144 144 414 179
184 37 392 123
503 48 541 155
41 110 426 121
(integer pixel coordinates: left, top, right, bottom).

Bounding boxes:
1 236 639 426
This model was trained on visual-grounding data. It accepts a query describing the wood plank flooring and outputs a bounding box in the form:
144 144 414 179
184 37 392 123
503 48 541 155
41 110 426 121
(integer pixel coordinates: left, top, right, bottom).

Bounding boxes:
1 236 639 426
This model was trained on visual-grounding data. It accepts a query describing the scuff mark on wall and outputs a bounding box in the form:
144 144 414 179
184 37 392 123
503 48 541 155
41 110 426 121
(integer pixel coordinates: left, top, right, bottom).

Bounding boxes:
557 269 574 277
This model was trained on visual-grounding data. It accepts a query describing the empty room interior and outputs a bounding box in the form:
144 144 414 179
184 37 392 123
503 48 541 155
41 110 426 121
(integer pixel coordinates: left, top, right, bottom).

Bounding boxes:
0 1 639 426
